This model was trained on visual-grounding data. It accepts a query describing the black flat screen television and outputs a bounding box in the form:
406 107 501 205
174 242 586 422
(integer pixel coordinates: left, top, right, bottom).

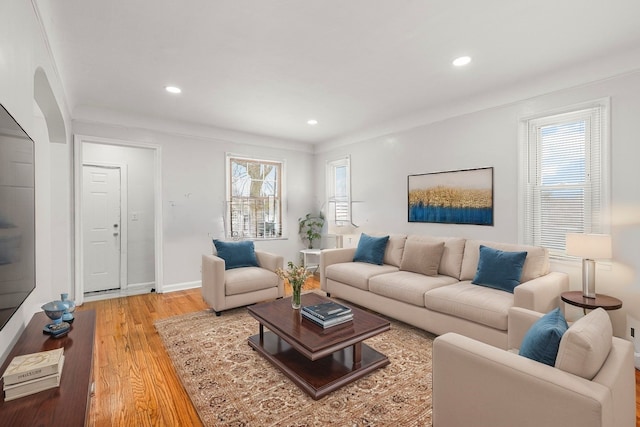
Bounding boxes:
0 103 35 330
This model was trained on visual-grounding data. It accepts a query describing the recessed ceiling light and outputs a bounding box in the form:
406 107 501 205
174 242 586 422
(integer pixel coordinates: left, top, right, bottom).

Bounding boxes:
307 119 318 125
165 86 182 94
452 56 472 67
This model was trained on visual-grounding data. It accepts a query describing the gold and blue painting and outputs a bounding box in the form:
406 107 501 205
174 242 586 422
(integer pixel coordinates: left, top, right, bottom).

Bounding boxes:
408 167 493 225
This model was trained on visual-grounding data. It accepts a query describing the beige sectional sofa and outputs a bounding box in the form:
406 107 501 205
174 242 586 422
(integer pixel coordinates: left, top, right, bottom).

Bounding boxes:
320 234 569 349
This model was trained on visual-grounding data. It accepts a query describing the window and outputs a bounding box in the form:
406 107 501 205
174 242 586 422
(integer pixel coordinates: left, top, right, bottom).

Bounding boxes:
226 155 284 239
520 99 609 260
326 157 351 225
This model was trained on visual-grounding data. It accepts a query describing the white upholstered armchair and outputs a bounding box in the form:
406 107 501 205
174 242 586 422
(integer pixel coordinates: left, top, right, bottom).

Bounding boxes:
433 307 635 427
201 250 284 316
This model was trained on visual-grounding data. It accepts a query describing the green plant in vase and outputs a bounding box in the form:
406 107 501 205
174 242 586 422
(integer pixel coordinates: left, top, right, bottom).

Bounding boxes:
276 261 310 309
298 212 325 249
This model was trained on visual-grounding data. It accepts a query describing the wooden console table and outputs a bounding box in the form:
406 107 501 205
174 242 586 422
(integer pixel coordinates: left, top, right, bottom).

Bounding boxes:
0 310 96 427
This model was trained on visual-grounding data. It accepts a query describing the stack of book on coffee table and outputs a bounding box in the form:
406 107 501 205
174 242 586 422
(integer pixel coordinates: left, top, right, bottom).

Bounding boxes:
2 348 65 401
301 301 353 328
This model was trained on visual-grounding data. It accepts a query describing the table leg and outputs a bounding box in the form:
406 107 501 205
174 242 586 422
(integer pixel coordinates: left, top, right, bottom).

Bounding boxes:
259 323 264 345
353 342 362 369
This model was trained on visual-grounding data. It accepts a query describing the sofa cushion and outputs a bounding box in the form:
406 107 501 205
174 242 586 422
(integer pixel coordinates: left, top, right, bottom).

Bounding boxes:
225 267 279 296
519 308 568 366
213 239 259 270
325 262 399 291
424 282 514 330
353 233 389 265
472 245 527 293
399 240 445 276
385 234 407 267
369 271 458 307
460 240 549 283
406 235 466 279
555 308 613 380
369 233 408 267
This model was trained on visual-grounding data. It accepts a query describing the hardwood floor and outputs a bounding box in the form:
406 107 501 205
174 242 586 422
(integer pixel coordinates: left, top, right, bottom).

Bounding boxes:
79 277 640 426
78 289 208 426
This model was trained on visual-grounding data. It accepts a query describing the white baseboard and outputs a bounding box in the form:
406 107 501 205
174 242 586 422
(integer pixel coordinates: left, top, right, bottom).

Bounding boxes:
83 282 155 303
82 281 201 302
128 281 155 292
159 280 202 294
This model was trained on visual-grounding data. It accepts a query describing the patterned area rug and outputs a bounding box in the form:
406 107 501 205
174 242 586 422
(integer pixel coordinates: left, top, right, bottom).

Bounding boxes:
155 305 434 426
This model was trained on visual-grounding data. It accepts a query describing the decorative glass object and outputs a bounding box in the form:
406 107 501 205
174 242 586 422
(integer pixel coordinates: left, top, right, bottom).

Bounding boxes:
290 280 303 309
42 301 71 337
42 301 65 325
60 293 76 322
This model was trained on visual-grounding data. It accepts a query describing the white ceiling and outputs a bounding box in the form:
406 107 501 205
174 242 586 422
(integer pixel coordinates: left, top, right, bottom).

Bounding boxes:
35 1 640 145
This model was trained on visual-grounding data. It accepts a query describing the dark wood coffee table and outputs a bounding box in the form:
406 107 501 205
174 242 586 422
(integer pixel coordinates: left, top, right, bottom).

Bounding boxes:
247 293 390 400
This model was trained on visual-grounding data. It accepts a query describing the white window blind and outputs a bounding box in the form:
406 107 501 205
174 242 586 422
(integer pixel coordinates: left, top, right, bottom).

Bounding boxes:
521 101 609 260
326 157 352 225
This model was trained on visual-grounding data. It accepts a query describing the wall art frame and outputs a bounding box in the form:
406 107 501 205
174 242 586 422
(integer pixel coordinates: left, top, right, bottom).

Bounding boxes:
408 167 494 225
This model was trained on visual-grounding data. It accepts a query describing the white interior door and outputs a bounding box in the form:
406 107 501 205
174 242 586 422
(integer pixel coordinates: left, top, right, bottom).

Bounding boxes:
82 165 121 293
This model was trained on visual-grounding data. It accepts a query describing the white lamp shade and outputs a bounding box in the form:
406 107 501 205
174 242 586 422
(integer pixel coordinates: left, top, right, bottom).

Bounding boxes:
565 233 612 259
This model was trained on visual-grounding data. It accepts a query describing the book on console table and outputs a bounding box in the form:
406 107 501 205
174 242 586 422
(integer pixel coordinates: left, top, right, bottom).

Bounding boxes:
301 310 353 328
2 348 64 386
3 356 65 401
302 301 351 320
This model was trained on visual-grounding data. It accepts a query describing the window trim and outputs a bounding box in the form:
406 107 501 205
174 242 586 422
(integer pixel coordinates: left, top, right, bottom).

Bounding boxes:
326 156 352 227
518 98 611 261
225 153 287 240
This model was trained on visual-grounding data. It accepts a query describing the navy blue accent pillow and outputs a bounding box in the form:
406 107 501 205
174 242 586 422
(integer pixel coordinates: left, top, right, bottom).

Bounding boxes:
519 308 569 366
353 233 389 265
472 245 528 293
213 239 259 270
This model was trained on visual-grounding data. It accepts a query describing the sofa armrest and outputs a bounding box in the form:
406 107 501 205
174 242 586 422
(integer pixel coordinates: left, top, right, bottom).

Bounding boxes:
507 307 545 350
433 332 613 427
320 248 357 291
514 271 569 313
255 250 285 297
255 250 284 273
201 254 227 311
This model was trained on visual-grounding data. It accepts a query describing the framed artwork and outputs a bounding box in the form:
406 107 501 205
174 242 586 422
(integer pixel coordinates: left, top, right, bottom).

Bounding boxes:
408 167 493 225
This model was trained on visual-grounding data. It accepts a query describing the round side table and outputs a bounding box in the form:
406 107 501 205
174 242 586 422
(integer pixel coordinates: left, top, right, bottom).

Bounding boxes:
561 291 622 314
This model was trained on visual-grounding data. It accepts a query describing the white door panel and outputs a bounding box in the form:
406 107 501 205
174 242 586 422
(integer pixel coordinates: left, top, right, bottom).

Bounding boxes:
82 165 121 293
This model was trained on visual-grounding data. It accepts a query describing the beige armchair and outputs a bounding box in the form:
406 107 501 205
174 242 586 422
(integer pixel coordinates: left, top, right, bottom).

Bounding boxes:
201 250 284 316
433 307 635 427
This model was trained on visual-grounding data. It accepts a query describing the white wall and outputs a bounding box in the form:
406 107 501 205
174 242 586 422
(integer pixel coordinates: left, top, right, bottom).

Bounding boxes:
316 70 640 336
83 142 156 286
73 120 317 289
0 0 73 363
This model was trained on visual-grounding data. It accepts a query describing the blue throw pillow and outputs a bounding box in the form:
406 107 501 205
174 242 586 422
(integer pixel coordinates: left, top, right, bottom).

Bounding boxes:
213 239 259 270
519 308 569 366
353 233 389 265
472 245 528 293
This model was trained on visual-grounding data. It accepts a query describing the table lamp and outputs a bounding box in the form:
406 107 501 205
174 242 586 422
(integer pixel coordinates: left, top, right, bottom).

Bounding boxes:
565 233 612 298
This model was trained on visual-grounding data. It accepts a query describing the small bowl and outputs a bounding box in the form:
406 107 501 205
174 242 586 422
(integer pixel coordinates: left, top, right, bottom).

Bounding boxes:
42 301 67 325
